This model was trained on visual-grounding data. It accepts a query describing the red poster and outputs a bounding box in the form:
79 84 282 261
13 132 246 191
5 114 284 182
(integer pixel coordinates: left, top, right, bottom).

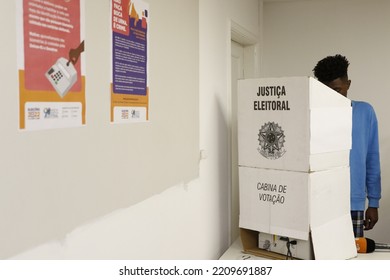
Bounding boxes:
17 0 86 130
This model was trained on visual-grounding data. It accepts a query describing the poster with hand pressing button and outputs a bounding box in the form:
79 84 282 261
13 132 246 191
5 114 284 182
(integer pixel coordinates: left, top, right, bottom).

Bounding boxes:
17 0 86 130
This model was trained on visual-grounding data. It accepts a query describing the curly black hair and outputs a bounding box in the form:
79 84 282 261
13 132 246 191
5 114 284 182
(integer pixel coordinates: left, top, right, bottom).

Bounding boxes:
313 54 350 83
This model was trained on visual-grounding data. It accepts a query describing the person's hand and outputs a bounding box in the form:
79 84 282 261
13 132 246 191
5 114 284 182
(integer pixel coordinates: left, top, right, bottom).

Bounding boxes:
68 48 81 65
67 41 84 66
364 207 379 230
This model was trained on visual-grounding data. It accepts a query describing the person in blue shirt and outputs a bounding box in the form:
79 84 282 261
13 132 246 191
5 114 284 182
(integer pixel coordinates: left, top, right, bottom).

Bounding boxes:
313 54 382 238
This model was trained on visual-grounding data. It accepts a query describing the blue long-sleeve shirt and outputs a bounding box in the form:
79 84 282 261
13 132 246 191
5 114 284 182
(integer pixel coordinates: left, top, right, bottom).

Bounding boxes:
350 101 381 210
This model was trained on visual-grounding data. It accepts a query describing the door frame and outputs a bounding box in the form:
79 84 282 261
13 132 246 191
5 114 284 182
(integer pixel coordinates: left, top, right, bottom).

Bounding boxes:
228 20 260 244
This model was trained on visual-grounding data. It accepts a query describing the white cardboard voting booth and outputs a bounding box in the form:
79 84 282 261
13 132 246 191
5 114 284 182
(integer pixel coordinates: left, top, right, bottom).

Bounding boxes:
237 76 357 260
238 76 352 172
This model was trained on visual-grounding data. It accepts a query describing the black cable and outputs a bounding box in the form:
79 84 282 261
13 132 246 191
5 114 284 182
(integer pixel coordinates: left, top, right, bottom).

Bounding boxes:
280 237 297 260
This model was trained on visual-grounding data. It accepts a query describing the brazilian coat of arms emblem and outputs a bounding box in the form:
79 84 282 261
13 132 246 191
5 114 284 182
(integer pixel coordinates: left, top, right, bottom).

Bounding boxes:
258 122 286 160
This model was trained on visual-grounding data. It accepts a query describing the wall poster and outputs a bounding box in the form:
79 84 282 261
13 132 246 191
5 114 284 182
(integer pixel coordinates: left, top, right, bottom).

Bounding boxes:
111 0 149 123
17 0 86 131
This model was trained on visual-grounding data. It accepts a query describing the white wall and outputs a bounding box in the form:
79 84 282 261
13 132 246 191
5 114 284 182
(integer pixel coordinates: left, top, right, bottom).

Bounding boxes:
262 0 390 243
2 0 199 259
10 0 261 260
